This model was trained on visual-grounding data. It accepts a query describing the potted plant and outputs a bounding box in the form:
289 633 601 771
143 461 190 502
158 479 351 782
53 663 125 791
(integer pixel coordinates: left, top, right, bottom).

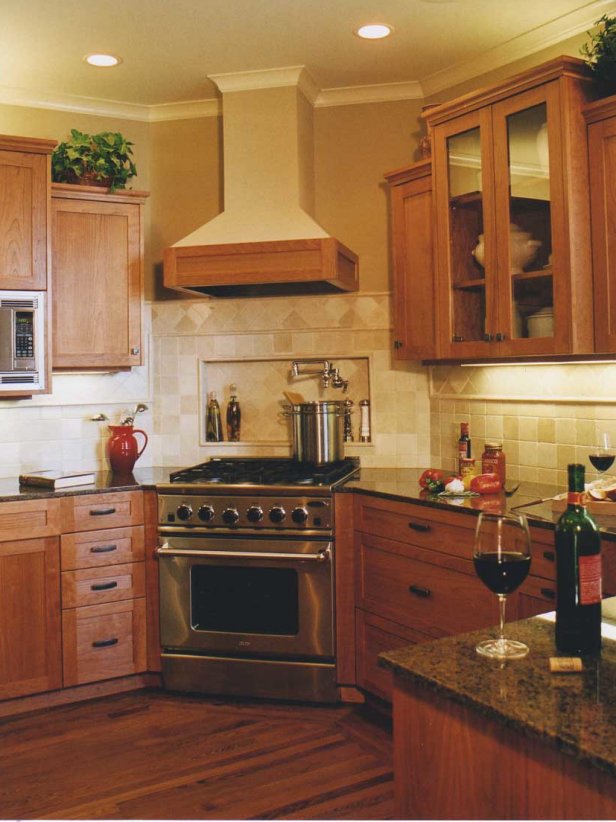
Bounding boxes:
581 14 616 98
51 129 137 191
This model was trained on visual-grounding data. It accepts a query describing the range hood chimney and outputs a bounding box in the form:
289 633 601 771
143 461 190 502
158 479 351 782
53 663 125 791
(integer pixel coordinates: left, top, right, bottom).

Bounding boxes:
163 67 358 297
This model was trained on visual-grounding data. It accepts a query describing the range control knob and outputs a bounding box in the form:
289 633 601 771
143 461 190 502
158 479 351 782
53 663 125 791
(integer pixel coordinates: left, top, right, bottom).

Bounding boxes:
222 507 239 525
291 506 309 525
176 503 193 521
246 505 264 523
269 506 286 524
198 504 215 523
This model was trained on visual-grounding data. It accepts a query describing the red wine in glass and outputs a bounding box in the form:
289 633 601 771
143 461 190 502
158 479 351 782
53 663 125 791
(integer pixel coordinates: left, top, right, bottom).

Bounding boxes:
589 432 615 478
473 512 531 659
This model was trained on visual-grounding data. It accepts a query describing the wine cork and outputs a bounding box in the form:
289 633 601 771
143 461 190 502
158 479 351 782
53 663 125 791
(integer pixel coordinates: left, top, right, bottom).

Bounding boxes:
549 657 583 673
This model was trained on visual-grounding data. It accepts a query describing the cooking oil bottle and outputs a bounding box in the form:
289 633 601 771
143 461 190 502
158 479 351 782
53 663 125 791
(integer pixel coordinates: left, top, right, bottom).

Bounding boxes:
206 391 223 442
226 383 241 441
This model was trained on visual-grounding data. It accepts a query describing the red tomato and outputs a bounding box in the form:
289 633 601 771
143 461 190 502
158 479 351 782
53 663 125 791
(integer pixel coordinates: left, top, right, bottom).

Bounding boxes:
470 473 502 494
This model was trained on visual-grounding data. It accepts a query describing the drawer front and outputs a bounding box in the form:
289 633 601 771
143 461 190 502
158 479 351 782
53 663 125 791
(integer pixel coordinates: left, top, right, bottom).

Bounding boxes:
530 527 556 581
62 598 147 686
61 491 144 533
357 535 495 637
62 562 145 608
0 498 62 542
61 526 145 570
356 610 428 702
355 495 476 561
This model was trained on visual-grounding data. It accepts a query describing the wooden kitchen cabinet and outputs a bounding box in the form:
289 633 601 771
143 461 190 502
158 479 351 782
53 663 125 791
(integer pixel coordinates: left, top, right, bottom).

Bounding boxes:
51 184 148 370
384 160 436 360
354 494 495 700
427 56 595 360
60 490 148 687
0 134 55 291
586 95 616 353
0 499 62 700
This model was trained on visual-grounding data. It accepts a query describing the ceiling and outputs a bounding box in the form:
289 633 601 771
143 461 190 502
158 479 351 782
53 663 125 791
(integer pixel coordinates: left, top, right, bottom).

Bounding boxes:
2 0 615 116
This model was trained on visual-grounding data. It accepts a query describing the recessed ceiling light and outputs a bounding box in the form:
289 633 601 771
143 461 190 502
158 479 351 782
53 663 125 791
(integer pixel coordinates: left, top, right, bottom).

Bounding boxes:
355 24 393 40
84 53 122 68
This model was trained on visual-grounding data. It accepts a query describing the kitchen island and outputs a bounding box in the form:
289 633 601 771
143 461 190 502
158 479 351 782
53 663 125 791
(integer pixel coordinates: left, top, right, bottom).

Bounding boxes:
380 605 616 819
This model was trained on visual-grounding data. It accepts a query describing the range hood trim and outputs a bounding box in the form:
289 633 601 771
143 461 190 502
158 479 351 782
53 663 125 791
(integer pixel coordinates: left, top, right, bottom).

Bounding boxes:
163 237 358 297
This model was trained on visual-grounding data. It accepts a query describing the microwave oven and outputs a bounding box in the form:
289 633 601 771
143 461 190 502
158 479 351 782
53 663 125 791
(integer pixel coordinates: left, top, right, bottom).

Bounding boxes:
0 290 46 392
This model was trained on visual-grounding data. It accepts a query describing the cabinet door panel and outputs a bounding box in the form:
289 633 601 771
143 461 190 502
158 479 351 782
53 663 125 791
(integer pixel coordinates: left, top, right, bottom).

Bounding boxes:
0 150 48 290
386 162 436 359
0 537 61 699
52 193 144 369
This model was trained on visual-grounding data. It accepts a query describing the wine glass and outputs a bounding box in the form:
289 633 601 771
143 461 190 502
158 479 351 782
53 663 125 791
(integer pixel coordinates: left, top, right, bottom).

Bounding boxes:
589 431 615 485
473 511 531 659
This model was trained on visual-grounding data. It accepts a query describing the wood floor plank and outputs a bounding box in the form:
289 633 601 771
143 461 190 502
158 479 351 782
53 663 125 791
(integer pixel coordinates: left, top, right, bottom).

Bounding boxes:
0 689 393 820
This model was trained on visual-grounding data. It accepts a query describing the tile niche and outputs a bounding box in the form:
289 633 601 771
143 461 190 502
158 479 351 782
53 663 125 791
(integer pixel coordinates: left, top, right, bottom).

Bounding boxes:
199 356 371 449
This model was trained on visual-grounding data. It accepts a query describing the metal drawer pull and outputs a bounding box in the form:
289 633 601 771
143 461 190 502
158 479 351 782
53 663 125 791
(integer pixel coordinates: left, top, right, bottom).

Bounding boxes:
408 522 431 533
90 507 117 516
92 638 119 649
409 584 432 598
543 550 555 561
155 545 331 563
540 587 556 599
90 544 118 554
90 581 118 591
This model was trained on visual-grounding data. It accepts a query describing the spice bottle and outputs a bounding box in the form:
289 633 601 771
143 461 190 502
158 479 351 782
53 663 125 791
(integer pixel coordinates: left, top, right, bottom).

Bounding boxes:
226 383 241 442
457 422 471 473
481 442 506 487
206 391 223 442
359 399 371 443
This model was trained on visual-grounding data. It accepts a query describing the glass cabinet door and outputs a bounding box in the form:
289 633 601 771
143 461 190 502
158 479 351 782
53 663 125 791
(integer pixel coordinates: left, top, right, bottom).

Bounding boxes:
433 109 497 357
492 86 558 354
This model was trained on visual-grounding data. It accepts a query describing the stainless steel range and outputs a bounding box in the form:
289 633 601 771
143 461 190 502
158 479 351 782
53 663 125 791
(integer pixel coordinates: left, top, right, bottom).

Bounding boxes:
156 457 359 703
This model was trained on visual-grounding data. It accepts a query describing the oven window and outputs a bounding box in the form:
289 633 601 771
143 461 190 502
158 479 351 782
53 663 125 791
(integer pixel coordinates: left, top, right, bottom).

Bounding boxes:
191 565 299 635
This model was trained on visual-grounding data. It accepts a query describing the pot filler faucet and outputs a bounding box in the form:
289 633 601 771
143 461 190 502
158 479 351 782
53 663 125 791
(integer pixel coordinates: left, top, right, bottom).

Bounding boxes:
290 359 349 392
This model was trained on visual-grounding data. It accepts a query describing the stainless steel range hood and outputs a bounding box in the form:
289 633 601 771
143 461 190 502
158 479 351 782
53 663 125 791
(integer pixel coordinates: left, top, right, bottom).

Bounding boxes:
163 67 358 297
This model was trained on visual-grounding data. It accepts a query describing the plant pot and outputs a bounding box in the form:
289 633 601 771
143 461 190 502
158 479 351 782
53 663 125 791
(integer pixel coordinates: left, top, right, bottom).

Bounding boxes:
66 170 112 187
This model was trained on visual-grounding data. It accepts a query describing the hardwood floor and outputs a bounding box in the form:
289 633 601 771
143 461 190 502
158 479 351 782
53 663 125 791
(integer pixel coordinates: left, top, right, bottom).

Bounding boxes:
0 689 393 820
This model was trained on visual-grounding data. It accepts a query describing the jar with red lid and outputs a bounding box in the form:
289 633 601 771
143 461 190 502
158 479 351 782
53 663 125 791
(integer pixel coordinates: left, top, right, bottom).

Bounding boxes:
481 442 506 488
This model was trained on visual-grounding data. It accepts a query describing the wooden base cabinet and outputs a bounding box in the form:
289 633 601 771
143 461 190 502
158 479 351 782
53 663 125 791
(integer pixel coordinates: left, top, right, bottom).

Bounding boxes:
51 185 149 370
0 535 62 700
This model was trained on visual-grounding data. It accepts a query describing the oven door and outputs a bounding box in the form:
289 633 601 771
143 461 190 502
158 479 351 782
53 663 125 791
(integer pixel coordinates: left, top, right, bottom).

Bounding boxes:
157 535 334 659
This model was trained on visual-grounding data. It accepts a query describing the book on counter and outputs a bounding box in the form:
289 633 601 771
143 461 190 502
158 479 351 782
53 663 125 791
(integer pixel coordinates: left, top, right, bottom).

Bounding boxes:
18 470 96 489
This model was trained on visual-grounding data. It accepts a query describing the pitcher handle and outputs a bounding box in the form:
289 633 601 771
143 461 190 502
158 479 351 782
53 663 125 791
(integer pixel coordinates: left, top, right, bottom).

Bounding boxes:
133 429 149 458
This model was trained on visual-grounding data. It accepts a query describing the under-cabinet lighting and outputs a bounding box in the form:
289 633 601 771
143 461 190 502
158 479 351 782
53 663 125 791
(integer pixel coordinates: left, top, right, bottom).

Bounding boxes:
84 53 122 68
355 24 393 39
460 360 616 367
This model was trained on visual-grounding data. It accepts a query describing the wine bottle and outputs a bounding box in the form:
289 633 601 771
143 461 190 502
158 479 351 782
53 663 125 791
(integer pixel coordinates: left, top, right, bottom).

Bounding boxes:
457 422 471 472
226 383 241 442
205 391 223 442
555 463 602 655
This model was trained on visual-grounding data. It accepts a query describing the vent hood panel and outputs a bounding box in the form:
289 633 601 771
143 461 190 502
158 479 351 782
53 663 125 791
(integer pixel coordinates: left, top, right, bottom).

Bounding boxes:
163 68 358 296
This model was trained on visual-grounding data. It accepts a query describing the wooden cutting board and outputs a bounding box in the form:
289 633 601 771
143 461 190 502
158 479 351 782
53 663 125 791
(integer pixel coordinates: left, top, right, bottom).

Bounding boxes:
551 494 616 515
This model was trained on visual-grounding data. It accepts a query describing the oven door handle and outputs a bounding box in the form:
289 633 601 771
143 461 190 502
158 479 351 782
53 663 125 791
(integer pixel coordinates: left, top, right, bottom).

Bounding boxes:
155 544 332 563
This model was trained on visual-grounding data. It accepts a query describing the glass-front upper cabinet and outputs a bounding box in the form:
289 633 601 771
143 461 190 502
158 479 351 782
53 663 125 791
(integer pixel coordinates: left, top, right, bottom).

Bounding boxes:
429 57 595 361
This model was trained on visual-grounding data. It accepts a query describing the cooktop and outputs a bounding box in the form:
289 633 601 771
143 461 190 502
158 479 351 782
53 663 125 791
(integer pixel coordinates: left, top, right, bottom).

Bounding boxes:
167 457 360 488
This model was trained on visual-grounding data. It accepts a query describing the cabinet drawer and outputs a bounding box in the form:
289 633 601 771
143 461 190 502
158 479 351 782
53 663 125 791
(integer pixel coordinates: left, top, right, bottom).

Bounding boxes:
357 533 495 638
356 610 429 702
61 491 144 533
61 526 145 570
355 494 476 561
61 562 145 608
62 598 146 686
530 527 556 581
0 498 62 542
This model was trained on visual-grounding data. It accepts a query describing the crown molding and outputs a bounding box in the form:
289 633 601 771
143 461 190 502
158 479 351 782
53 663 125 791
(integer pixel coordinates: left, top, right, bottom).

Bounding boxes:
147 99 220 121
315 80 423 108
421 0 616 97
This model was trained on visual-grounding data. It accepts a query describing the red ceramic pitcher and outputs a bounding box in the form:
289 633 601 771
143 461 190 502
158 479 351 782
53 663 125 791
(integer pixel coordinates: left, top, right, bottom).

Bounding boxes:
107 424 148 474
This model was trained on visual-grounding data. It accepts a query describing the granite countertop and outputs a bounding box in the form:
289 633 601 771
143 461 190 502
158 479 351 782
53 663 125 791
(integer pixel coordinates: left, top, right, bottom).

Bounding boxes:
0 466 179 502
343 467 616 541
380 604 616 777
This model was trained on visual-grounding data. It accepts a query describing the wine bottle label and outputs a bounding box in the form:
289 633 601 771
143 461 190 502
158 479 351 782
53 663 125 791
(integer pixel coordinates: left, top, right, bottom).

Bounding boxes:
567 492 585 505
579 554 602 605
